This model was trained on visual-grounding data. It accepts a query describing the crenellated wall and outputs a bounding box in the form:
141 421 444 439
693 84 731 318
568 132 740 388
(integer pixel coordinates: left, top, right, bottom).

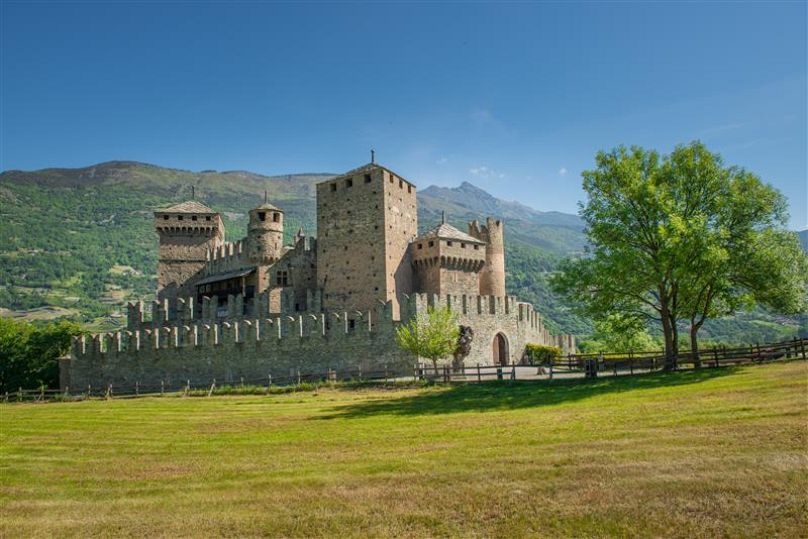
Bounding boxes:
62 291 575 390
61 301 410 390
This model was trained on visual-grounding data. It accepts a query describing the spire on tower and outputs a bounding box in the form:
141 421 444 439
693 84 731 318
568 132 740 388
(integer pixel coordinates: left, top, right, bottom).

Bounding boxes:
371 149 376 164
441 210 447 224
191 185 195 200
264 190 268 204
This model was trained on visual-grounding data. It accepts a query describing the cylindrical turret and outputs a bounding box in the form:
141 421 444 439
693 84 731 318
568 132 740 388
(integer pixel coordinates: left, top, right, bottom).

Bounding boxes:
246 202 284 265
475 217 506 296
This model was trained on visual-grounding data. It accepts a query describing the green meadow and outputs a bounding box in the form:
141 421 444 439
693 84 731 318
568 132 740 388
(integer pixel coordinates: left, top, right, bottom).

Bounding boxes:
1 361 806 538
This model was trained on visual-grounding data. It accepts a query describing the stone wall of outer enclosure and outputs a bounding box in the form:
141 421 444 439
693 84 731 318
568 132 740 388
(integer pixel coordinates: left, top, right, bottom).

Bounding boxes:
62 301 412 391
402 293 575 366
62 291 575 391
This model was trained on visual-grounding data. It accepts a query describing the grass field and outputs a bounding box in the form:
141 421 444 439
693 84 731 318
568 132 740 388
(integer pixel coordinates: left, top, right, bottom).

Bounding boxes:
1 362 806 537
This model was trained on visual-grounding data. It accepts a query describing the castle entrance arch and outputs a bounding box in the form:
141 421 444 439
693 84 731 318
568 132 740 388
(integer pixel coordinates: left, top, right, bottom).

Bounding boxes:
492 333 509 366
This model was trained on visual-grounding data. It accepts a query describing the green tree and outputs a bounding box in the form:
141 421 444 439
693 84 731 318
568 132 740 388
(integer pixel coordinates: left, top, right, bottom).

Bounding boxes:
553 142 808 369
395 307 460 371
582 314 658 354
0 318 82 392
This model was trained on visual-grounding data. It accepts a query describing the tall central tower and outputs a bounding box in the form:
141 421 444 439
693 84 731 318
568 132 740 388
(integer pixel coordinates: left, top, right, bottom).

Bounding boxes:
316 163 417 318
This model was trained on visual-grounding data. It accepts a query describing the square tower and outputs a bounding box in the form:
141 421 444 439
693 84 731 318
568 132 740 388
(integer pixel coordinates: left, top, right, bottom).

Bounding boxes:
316 163 417 318
154 200 224 303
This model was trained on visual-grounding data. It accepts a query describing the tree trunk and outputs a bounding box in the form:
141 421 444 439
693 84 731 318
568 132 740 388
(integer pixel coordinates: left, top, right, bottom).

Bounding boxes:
660 309 677 371
690 323 701 369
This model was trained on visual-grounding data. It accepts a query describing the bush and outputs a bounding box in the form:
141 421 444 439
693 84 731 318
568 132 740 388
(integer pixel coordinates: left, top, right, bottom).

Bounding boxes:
524 343 562 365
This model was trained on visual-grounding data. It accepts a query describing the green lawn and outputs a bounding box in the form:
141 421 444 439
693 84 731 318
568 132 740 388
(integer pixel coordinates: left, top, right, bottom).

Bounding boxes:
1 362 806 537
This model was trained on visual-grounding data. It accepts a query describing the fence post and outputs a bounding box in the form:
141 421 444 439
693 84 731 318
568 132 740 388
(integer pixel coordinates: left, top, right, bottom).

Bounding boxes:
549 363 554 380
240 377 245 389
477 363 481 382
384 364 389 384
268 374 272 391
297 369 301 386
135 381 139 396
160 380 165 396
63 386 69 399
208 379 216 397
713 347 719 368
105 384 112 400
613 361 618 377
801 338 806 360
184 380 190 397
87 384 91 399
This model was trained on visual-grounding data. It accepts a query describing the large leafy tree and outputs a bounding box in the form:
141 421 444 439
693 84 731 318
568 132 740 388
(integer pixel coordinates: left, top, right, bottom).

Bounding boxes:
395 307 460 371
0 318 82 392
553 142 808 369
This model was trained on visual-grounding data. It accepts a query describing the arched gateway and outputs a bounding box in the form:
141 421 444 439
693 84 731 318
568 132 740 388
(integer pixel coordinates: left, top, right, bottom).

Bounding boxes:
492 333 509 366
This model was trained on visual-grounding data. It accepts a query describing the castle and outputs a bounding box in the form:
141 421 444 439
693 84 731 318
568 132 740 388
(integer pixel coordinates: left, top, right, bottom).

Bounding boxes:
60 162 574 390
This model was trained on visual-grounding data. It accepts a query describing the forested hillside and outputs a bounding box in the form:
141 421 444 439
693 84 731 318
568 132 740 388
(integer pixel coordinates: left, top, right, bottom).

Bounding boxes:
1 161 804 342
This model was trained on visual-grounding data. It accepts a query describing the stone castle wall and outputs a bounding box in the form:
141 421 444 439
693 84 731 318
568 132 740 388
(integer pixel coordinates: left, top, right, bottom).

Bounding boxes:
61 292 574 391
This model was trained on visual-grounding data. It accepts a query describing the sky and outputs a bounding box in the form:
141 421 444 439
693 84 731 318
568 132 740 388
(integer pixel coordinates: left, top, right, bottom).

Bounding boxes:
1 2 806 229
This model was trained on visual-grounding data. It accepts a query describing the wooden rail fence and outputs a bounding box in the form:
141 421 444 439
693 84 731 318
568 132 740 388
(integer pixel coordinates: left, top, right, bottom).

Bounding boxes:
3 337 806 403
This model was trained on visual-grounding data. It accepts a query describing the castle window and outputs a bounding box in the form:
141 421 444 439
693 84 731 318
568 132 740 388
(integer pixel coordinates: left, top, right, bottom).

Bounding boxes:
178 215 183 221
163 215 169 220
206 216 211 221
364 174 371 183
331 183 337 192
192 215 198 221
399 180 403 189
276 271 289 286
408 185 412 193
273 213 279 222
349 319 356 330
447 241 453 247
346 178 353 188
428 241 434 247
461 243 466 248
474 245 479 250
417 243 422 249
258 211 266 222
389 175 393 184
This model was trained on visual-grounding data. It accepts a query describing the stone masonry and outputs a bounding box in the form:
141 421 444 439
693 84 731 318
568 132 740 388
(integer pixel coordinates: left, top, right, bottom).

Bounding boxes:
60 161 574 390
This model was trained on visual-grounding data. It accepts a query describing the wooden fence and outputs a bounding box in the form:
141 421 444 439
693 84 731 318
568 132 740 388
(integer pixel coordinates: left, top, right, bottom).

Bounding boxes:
3 337 806 403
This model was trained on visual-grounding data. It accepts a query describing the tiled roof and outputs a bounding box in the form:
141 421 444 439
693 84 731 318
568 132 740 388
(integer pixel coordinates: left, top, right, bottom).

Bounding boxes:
415 222 485 244
160 200 217 214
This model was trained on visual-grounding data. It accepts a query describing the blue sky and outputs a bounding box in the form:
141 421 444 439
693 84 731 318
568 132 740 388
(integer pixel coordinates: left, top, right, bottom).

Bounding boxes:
1 2 806 229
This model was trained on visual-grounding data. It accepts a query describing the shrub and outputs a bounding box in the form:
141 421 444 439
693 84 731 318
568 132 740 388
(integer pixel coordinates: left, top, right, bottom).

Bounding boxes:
524 343 562 365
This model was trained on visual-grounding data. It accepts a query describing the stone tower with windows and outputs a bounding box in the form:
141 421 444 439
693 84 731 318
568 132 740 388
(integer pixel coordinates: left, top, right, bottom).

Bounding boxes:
316 162 417 317
246 202 284 265
469 217 506 296
154 200 224 303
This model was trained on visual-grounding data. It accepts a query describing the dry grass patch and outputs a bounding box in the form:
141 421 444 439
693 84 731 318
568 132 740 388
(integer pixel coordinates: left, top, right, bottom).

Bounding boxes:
1 361 806 537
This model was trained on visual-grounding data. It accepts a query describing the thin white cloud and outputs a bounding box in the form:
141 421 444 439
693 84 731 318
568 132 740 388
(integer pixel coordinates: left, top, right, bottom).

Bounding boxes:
470 109 494 125
469 165 505 180
436 157 449 165
558 167 567 176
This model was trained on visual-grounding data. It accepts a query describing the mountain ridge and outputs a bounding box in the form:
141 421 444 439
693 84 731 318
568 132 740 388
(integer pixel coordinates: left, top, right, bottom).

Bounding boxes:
1 161 803 344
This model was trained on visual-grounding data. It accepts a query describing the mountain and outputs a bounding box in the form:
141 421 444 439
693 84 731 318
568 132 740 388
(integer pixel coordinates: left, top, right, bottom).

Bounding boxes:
0 161 588 332
1 161 803 344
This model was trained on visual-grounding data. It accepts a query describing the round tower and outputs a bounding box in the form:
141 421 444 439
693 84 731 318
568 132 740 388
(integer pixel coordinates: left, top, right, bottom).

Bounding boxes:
246 201 284 265
478 217 506 296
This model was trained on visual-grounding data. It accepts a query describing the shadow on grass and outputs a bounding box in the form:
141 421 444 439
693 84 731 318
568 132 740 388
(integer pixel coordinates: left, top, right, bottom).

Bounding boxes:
320 367 739 419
